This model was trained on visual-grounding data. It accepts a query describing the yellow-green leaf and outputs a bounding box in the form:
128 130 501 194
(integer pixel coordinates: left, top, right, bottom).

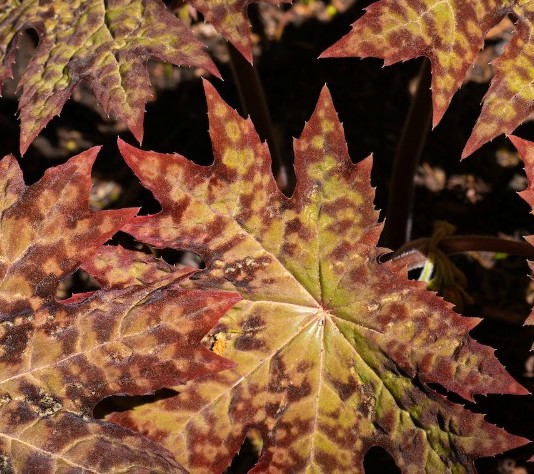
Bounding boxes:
111 81 529 472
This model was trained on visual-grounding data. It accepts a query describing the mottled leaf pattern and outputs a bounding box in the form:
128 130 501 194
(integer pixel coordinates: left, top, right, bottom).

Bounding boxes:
111 82 528 473
0 401 184 473
0 150 240 472
509 135 534 349
0 0 219 154
189 0 291 62
0 148 133 313
321 0 534 157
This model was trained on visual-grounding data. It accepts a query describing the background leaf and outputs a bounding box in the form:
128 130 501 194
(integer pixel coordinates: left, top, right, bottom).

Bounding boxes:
0 0 219 154
508 135 534 349
189 0 291 63
321 0 534 157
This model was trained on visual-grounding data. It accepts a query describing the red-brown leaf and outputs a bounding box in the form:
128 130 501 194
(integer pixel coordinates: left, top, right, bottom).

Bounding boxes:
189 0 291 62
0 150 240 471
509 135 534 350
321 1 534 157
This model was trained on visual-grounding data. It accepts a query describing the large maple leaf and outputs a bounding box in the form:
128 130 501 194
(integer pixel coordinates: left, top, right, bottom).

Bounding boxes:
0 0 219 155
0 148 240 471
110 81 529 472
321 1 534 158
189 0 291 63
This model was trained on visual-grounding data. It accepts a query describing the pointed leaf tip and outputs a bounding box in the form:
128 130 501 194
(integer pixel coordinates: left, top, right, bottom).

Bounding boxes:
202 78 220 102
189 0 291 65
203 79 244 122
317 83 334 103
129 116 145 146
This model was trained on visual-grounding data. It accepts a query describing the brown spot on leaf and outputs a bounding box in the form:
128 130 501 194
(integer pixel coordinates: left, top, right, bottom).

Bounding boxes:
374 408 397 434
0 321 31 362
331 376 358 402
281 242 298 257
59 326 80 359
287 380 312 401
223 256 270 288
92 310 116 344
285 217 312 241
265 402 288 419
169 196 192 222
237 320 266 352
331 240 353 262
7 401 37 426
238 194 254 221
205 215 227 240
267 356 291 394
296 360 313 373
216 164 238 184
314 449 339 472
261 278 276 285
22 451 52 473
328 218 354 235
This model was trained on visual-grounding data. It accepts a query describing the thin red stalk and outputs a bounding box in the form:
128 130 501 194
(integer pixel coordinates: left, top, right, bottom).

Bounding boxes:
383 58 432 249
394 235 534 261
227 42 289 191
389 235 534 326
